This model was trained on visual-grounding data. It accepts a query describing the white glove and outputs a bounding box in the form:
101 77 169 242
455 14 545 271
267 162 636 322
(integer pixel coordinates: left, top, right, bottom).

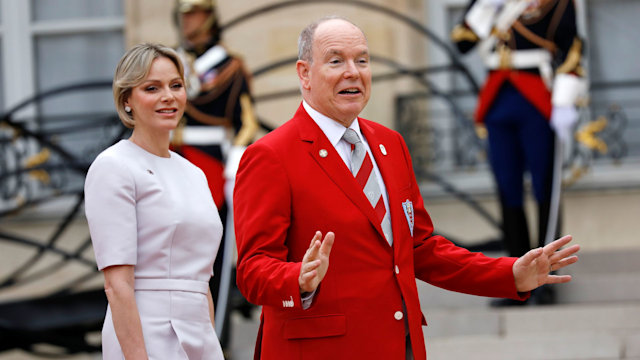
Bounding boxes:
550 105 578 144
466 0 513 39
495 0 530 32
224 145 246 180
552 73 587 107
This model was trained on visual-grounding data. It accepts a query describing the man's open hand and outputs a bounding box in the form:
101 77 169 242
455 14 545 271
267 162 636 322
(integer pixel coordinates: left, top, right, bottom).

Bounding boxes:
513 235 580 292
299 231 335 294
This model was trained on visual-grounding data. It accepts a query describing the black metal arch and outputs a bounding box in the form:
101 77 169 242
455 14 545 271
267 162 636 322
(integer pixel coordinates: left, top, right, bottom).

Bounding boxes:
0 80 121 355
221 0 479 93
1 81 115 174
1 81 123 293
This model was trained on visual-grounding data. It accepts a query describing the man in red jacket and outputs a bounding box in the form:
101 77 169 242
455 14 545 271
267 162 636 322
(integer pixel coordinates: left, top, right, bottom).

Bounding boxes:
234 16 579 360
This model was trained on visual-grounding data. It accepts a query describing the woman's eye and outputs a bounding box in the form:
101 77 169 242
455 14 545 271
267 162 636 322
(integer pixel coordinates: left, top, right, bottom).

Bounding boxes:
145 86 157 92
171 83 184 89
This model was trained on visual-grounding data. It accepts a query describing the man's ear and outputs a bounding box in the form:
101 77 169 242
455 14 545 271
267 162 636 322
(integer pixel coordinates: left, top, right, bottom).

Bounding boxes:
296 60 311 90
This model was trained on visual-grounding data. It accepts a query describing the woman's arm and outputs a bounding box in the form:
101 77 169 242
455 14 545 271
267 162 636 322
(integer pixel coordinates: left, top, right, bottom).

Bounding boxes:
207 288 216 328
103 265 148 360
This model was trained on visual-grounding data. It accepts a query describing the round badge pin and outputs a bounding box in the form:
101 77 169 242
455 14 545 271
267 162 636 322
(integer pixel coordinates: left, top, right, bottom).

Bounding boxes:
379 144 387 155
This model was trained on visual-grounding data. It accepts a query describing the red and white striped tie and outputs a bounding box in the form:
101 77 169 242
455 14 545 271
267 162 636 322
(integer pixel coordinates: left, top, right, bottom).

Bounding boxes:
342 128 393 244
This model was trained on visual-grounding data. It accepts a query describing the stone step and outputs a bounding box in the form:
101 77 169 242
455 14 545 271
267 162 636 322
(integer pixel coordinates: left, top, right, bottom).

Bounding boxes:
423 303 640 338
417 249 640 309
422 303 640 360
425 332 626 360
558 272 640 304
567 249 640 275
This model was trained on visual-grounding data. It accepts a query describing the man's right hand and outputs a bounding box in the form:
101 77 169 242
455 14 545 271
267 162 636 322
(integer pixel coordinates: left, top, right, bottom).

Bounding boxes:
299 231 335 294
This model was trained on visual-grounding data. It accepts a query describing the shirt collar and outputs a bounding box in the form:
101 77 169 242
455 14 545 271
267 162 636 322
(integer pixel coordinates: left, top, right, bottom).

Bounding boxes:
303 100 362 146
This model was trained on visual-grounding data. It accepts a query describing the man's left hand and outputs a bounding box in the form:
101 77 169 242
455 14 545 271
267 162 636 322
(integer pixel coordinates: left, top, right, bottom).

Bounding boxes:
513 235 580 292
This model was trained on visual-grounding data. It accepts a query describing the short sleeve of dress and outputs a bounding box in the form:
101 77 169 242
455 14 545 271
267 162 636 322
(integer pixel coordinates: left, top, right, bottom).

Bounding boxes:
84 152 138 270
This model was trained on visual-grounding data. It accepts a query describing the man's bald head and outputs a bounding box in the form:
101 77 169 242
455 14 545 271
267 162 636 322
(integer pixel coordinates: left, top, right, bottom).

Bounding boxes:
297 16 366 63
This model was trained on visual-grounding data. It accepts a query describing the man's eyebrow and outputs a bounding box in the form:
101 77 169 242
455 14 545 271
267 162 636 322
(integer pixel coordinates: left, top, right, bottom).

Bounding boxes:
324 49 369 56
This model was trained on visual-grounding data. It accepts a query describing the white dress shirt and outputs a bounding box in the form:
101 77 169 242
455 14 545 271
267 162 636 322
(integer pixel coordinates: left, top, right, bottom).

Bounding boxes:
303 101 391 217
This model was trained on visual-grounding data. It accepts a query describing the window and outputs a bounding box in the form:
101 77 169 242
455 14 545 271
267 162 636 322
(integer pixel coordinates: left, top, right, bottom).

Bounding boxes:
0 0 124 116
33 0 122 21
0 0 125 214
586 0 640 158
31 0 124 117
0 5 4 113
35 32 123 116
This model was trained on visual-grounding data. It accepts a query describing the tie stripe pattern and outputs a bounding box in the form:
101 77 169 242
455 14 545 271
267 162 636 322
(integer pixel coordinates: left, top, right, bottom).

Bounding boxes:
342 128 393 244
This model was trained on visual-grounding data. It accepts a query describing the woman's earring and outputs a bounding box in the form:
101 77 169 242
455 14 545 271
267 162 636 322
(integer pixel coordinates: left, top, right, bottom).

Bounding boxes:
125 105 131 113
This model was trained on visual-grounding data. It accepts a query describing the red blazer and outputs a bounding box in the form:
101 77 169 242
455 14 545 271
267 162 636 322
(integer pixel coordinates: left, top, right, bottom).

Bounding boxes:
234 104 526 360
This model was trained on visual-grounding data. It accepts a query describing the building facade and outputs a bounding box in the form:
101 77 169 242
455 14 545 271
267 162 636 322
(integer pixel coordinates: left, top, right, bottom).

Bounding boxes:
1 0 638 203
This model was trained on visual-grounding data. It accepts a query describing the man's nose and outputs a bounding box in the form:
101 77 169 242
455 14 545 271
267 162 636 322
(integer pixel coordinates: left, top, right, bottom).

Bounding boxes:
343 60 360 79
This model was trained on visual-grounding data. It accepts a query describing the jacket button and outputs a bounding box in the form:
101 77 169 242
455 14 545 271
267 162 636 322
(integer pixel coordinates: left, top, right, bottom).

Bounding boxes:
395 265 400 274
394 311 404 321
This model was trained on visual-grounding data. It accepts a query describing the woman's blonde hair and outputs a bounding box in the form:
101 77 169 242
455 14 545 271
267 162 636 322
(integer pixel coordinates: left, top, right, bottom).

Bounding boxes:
113 43 185 128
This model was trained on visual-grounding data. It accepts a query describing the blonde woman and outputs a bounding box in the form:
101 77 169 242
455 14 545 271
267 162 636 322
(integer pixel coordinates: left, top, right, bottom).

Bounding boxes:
85 43 224 359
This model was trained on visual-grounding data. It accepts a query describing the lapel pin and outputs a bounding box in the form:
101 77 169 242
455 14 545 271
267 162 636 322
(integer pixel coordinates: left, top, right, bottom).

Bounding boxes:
379 144 387 156
319 149 328 158
147 169 154 175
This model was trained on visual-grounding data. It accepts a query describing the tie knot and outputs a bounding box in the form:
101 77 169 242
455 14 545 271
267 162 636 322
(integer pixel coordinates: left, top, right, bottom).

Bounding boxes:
342 128 361 146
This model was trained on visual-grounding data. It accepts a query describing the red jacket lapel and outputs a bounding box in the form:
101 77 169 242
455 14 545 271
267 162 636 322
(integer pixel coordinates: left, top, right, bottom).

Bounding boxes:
293 106 388 243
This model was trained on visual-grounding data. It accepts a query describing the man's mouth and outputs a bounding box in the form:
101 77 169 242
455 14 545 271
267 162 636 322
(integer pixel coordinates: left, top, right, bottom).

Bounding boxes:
339 88 361 95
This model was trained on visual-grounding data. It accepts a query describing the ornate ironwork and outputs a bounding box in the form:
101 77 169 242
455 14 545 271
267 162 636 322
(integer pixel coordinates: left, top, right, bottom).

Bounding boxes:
566 103 629 185
0 81 123 355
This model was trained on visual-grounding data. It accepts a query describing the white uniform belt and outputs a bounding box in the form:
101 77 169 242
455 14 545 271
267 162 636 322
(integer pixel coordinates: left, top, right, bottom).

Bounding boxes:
134 278 209 294
484 49 551 70
181 126 227 146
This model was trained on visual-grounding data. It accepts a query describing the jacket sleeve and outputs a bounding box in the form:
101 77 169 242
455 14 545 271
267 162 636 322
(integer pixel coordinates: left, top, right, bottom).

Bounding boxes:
233 141 307 309
397 133 528 300
85 153 138 271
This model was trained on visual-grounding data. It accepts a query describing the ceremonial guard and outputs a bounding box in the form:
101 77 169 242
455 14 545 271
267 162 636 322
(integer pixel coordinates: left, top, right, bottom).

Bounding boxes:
451 0 586 304
173 0 259 349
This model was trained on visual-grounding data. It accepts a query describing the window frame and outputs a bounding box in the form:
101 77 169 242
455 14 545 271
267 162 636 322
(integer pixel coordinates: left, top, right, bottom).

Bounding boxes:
0 0 124 114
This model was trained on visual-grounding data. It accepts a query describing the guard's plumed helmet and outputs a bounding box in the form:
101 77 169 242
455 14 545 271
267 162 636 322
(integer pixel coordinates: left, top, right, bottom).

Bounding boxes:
177 0 216 13
175 0 220 53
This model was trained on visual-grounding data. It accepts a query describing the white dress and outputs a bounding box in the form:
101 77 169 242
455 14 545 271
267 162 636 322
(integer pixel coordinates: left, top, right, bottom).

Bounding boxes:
84 140 224 360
